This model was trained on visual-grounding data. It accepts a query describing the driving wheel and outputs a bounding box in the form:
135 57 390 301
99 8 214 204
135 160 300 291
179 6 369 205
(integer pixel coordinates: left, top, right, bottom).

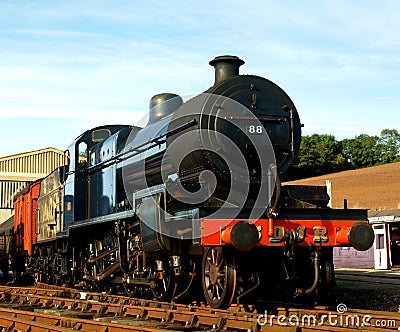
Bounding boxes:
202 247 236 309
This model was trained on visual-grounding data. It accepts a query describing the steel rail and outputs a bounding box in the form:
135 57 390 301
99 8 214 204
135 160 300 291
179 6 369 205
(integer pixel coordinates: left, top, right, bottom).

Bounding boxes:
0 285 398 331
0 307 176 332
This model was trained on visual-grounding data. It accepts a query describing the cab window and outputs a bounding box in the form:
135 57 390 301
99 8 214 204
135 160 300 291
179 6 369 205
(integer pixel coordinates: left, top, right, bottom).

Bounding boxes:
78 142 88 164
92 129 111 142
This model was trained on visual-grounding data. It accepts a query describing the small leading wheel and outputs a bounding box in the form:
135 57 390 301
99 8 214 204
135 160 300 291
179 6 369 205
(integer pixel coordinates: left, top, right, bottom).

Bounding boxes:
202 247 236 309
123 283 139 298
151 263 177 302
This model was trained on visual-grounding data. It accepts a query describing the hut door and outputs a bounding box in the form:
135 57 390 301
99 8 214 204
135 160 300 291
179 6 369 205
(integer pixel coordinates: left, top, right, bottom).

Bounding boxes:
373 223 389 270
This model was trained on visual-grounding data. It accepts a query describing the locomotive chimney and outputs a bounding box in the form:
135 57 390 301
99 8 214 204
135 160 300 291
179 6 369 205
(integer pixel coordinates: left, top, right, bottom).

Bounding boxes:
209 55 245 85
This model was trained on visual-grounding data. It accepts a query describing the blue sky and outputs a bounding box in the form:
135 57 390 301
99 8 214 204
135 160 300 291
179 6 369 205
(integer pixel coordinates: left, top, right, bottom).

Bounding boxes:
1 1 399 157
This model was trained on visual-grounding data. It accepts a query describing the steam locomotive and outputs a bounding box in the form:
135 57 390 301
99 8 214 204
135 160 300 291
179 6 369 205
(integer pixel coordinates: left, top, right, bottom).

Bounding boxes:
6 56 374 309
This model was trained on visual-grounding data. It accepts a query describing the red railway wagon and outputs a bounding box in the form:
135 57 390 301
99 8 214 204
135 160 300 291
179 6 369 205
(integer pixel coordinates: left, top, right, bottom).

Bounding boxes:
13 179 41 256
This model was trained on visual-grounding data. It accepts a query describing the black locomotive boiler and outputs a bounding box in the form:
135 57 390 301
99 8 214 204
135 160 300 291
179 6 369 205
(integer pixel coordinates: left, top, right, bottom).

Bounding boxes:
20 56 373 309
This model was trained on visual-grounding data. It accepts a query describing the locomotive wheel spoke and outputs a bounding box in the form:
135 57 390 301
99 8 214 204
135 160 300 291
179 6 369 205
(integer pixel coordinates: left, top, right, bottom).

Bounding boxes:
215 285 220 299
202 247 236 309
217 279 224 289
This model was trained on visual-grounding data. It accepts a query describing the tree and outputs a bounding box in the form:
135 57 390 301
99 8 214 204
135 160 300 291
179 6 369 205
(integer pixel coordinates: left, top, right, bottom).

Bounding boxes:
285 134 345 180
378 129 400 163
341 134 382 168
341 129 400 168
283 129 400 180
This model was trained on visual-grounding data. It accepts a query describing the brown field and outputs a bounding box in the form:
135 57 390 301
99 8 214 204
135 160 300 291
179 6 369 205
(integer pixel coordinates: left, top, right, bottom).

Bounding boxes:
284 162 400 211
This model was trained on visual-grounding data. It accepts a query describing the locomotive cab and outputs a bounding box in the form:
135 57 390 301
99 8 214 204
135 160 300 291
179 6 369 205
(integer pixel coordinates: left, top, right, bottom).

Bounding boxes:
63 125 132 224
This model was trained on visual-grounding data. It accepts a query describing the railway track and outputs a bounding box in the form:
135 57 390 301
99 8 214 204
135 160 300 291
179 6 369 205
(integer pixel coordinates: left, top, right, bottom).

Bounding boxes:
0 284 398 331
